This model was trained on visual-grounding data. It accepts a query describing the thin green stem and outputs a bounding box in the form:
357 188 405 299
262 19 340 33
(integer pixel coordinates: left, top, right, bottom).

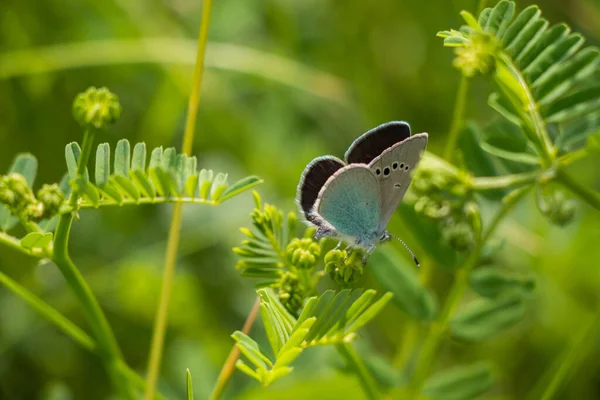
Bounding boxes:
472 170 539 190
408 186 531 398
0 269 165 399
52 128 135 399
336 343 380 400
0 231 44 257
0 270 96 351
144 1 213 399
534 314 600 400
556 169 600 212
443 75 470 162
210 297 261 400
392 319 419 369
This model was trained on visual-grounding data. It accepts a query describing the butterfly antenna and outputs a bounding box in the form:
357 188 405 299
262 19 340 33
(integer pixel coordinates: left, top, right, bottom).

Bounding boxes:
391 234 420 267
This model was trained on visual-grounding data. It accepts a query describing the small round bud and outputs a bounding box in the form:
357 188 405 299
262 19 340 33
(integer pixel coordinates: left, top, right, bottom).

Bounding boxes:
324 249 364 285
0 173 35 212
453 31 497 77
286 238 321 269
73 87 122 129
278 271 305 315
542 191 576 226
37 183 65 219
442 221 476 252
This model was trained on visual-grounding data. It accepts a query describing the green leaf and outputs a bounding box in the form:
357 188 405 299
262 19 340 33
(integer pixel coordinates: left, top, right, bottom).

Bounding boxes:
186 369 193 400
114 139 131 176
502 6 541 53
78 178 100 207
484 1 514 37
198 169 214 200
131 170 155 198
544 85 600 123
480 141 540 165
423 363 494 400
65 142 89 181
1 154 38 231
98 182 123 204
518 23 570 69
211 172 228 201
131 142 147 171
345 292 393 333
451 294 525 341
95 143 110 186
369 248 437 320
470 268 535 298
20 232 53 250
218 176 263 203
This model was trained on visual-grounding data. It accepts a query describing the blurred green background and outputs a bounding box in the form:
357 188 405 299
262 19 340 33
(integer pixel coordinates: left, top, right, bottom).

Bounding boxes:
1 0 600 399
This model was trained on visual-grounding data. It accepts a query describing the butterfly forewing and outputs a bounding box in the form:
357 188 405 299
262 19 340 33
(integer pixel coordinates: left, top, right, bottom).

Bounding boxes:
344 121 411 165
369 133 428 230
297 156 345 224
315 165 381 242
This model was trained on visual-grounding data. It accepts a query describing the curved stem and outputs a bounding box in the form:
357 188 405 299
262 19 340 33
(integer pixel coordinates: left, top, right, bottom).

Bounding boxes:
0 231 44 257
52 128 135 398
210 297 261 400
556 169 600 212
336 343 380 400
443 75 470 162
408 186 531 398
534 314 600 400
144 1 213 398
0 270 165 399
472 170 539 190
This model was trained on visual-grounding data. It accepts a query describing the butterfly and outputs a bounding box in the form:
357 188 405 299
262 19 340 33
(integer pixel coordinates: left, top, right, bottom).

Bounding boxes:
296 121 428 265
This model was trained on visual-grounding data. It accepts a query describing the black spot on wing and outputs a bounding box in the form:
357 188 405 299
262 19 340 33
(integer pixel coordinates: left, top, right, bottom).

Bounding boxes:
298 156 345 219
344 121 411 164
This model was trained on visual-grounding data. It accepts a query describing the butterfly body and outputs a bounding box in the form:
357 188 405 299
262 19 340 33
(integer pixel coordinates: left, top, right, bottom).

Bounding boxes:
297 121 428 262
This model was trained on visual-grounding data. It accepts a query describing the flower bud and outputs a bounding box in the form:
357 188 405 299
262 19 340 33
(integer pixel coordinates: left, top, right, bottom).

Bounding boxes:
286 238 321 269
73 87 121 129
324 249 364 285
453 31 497 77
442 221 476 252
37 183 65 220
278 271 305 315
542 191 576 226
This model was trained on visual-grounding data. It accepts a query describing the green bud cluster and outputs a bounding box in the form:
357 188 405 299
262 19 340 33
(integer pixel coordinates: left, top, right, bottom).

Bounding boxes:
73 87 122 129
453 30 497 77
324 249 364 285
278 271 305 315
541 191 576 226
286 238 321 269
0 175 65 223
410 157 478 252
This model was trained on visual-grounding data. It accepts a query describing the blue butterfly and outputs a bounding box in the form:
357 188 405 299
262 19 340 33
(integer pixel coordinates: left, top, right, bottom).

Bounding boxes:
297 121 428 264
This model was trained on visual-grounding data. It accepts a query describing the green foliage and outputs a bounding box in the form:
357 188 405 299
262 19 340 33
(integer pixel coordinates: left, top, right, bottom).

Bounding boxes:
64 140 262 209
423 363 494 400
233 288 392 387
470 268 535 298
439 1 600 158
451 294 526 342
369 248 437 320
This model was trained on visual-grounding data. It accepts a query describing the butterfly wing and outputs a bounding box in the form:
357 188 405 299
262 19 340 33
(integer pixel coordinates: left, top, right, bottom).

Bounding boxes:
315 164 381 242
344 121 411 164
369 133 428 231
297 156 345 226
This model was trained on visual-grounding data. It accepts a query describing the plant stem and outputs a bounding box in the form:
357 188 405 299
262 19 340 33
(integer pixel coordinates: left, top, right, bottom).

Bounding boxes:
144 1 213 398
0 231 44 257
336 342 380 400
408 186 531 398
0 270 165 398
533 314 600 400
392 319 419 369
443 75 470 162
210 296 261 400
52 128 135 399
556 169 600 212
472 170 540 190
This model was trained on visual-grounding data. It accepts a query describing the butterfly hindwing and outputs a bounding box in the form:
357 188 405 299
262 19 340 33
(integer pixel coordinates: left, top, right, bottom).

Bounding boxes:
344 121 411 165
315 164 381 242
369 133 428 230
297 156 345 225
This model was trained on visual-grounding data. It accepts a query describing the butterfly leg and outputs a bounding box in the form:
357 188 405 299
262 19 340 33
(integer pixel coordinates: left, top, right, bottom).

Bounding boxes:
362 244 377 266
334 240 344 250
